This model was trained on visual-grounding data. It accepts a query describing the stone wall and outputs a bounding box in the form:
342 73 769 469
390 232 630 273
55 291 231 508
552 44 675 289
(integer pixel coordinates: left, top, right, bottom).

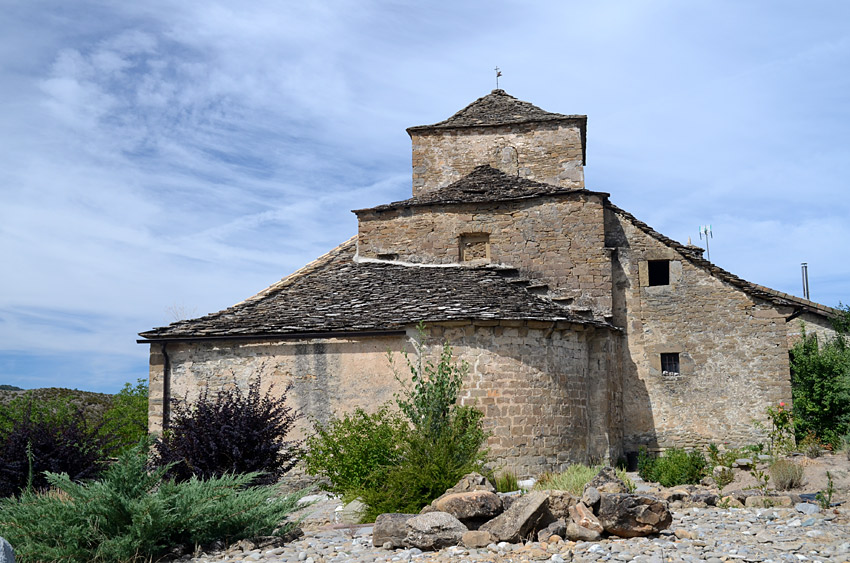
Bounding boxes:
357 196 612 318
787 311 839 348
605 208 792 452
410 122 584 195
149 320 622 477
147 335 407 438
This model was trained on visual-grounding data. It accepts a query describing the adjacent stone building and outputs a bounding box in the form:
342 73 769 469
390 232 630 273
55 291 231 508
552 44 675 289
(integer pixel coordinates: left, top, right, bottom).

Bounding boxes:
139 89 840 476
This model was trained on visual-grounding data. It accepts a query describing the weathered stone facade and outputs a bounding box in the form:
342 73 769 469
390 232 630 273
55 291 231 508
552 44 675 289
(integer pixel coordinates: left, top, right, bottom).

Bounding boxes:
356 193 612 318
141 89 841 476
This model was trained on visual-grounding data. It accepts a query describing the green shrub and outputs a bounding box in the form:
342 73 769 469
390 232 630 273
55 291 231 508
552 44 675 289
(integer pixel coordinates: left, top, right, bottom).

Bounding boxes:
153 379 299 485
0 440 306 562
797 432 823 458
99 379 149 453
790 315 850 448
357 405 487 521
638 447 707 487
534 464 634 495
303 405 407 499
769 459 805 490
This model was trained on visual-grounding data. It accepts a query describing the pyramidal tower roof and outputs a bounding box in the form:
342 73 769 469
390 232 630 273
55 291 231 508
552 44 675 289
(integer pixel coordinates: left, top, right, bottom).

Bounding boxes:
407 89 586 132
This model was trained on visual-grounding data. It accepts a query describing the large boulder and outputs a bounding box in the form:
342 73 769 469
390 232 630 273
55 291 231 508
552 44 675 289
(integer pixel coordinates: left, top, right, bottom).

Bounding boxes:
537 518 567 542
585 467 630 494
433 490 503 528
373 513 417 549
479 490 555 543
404 512 467 551
542 490 579 519
597 494 672 538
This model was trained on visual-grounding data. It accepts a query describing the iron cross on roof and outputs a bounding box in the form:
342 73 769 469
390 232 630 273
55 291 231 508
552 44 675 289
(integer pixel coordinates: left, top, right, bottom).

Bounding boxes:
495 66 502 89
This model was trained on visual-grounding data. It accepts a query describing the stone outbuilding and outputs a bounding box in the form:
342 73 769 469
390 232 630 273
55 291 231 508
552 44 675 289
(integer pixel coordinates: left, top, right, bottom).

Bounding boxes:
139 89 841 476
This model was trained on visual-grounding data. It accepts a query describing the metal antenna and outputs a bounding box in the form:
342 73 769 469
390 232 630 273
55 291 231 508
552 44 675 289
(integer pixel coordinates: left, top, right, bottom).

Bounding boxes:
801 263 810 300
495 66 502 89
699 225 713 262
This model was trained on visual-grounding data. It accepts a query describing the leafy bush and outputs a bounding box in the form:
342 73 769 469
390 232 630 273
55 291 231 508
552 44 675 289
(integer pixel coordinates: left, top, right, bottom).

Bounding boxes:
0 440 306 562
302 406 407 499
770 459 805 490
0 398 113 498
790 314 850 448
535 464 635 495
100 378 149 453
358 405 487 521
153 379 299 485
638 447 707 487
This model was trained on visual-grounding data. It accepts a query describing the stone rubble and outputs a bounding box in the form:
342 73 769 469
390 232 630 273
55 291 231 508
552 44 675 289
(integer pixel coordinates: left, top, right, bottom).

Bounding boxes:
181 505 850 563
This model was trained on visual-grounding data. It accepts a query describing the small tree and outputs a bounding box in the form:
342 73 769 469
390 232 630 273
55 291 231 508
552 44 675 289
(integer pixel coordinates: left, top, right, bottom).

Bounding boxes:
100 378 149 453
153 379 299 484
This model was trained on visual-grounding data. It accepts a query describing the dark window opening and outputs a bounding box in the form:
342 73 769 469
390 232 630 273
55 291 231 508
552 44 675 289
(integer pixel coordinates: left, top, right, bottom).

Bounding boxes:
377 253 398 261
648 260 670 286
661 353 680 376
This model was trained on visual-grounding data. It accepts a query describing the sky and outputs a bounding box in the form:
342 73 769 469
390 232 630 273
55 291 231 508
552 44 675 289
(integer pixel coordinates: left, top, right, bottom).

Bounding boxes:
1 1 848 393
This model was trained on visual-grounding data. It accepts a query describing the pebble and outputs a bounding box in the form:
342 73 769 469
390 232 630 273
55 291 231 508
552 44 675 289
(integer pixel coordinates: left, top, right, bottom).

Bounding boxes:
183 506 850 563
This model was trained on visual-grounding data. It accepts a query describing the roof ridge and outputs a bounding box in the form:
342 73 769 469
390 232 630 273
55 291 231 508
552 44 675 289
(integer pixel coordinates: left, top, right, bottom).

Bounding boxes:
606 203 842 318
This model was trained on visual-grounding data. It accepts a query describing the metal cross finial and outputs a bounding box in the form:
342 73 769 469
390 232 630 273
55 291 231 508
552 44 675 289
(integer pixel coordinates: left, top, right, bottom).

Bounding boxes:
495 66 502 89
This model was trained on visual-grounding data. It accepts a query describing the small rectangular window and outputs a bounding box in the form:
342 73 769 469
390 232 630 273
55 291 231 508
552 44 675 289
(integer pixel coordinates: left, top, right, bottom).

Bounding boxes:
661 353 680 376
648 260 670 286
459 233 490 262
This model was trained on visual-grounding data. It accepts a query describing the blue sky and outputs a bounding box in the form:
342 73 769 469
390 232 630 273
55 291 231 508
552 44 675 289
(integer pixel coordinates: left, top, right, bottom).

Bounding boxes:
1 1 848 393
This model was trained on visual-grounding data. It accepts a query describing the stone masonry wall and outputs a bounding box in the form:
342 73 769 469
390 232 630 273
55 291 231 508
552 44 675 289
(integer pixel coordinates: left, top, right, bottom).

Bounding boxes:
149 320 622 478
410 122 584 195
428 321 622 477
147 335 407 438
605 208 792 452
357 196 612 318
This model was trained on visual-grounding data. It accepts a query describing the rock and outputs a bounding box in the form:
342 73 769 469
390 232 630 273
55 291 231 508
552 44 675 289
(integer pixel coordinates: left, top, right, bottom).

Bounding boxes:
661 488 690 502
404 512 467 551
500 494 518 512
585 466 630 494
690 491 719 506
537 518 567 542
566 520 602 541
745 495 793 508
461 530 497 548
545 489 579 518
479 490 555 543
432 490 503 524
720 495 744 508
447 472 496 494
796 502 821 515
732 458 754 469
568 502 604 534
337 499 366 524
373 513 416 549
0 538 13 563
581 487 601 513
597 494 672 538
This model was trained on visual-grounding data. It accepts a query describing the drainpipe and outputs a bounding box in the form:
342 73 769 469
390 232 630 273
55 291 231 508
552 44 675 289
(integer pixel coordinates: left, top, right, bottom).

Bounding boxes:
160 342 171 430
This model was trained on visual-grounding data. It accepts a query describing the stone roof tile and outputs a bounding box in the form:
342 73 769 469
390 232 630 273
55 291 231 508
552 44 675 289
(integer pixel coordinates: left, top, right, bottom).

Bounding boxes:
355 165 606 213
139 238 603 340
407 89 585 131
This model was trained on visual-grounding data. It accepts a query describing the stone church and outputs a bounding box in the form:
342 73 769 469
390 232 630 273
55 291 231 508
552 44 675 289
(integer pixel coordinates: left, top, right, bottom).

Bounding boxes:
140 89 840 476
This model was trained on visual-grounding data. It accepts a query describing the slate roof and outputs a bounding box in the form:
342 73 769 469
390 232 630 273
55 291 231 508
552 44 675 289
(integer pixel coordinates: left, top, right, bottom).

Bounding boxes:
607 203 842 319
407 89 586 131
355 165 607 214
139 238 603 341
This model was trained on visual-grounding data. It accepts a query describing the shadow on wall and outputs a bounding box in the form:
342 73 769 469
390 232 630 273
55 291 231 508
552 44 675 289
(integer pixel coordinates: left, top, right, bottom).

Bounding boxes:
608 215 658 469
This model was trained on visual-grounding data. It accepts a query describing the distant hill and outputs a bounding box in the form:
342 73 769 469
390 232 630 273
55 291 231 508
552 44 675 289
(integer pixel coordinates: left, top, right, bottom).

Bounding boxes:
0 387 115 420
